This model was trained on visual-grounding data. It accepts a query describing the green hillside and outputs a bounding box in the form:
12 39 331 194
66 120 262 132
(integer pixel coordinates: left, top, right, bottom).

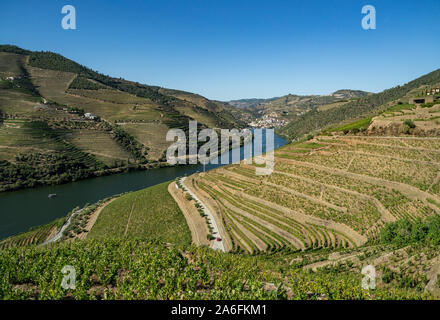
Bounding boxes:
0 45 247 191
229 90 369 121
0 238 434 300
88 182 191 244
278 69 440 140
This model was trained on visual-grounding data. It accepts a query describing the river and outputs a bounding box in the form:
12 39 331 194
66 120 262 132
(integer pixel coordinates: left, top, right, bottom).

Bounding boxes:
0 131 286 240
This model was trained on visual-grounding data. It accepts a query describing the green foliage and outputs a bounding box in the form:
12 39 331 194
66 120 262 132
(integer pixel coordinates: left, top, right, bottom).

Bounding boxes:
278 68 440 140
0 45 31 55
69 76 107 90
0 238 430 300
0 121 107 192
296 142 323 149
88 182 191 244
403 119 416 129
385 104 415 113
112 125 146 162
380 215 440 246
421 102 437 108
329 118 372 133
0 151 104 192
0 217 65 249
29 51 90 74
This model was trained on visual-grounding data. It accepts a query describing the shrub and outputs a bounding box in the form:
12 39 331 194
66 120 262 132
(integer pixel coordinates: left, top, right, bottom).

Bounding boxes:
350 128 360 134
403 119 416 129
380 216 440 246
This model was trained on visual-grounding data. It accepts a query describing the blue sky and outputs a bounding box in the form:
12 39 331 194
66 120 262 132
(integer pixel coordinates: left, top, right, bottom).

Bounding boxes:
1 0 439 100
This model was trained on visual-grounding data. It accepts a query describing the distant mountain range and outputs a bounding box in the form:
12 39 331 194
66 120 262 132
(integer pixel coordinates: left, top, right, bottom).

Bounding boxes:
228 90 371 119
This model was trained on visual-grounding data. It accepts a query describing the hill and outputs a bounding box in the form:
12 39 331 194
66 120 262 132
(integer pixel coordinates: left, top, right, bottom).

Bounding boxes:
3 131 440 299
229 90 369 118
0 236 436 299
3 46 440 301
0 45 247 191
228 97 280 110
277 69 440 141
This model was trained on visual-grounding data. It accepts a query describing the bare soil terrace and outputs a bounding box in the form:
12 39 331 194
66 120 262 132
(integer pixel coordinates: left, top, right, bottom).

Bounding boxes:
179 135 440 254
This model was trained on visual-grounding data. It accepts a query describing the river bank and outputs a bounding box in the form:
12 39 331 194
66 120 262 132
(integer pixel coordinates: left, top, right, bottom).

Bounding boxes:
0 132 286 241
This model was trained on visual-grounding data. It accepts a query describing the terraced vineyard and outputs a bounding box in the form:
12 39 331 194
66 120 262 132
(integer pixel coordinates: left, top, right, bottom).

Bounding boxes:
0 238 432 299
184 135 440 253
0 46 248 191
88 182 192 245
0 217 65 249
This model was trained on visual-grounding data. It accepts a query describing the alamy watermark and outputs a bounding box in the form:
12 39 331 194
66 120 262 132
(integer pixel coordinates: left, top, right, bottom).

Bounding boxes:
361 5 376 30
361 265 376 290
166 121 274 175
61 265 76 290
61 5 76 30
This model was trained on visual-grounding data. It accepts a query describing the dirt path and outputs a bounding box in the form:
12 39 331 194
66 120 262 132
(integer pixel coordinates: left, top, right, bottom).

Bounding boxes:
346 154 356 171
181 177 226 252
168 182 210 247
40 209 82 245
78 198 118 240
124 194 139 236
303 252 361 272
214 186 305 250
428 171 440 193
190 176 234 251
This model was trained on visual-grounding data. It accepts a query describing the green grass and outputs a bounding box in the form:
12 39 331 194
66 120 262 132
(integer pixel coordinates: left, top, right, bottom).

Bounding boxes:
421 102 437 108
295 142 324 149
88 182 191 245
328 117 372 133
385 103 415 113
427 198 440 209
66 130 132 166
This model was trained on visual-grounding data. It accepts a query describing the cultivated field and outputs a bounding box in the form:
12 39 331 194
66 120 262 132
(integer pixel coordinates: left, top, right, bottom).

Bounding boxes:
369 103 440 136
118 122 170 161
0 52 25 77
183 135 440 254
0 217 65 249
64 130 132 166
0 119 65 161
88 182 192 245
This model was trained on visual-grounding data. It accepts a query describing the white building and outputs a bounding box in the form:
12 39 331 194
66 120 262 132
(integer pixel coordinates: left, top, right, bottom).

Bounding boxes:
84 112 96 120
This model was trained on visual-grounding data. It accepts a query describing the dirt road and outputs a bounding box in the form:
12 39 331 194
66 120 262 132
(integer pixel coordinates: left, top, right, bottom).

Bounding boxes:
180 177 225 252
168 182 210 247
